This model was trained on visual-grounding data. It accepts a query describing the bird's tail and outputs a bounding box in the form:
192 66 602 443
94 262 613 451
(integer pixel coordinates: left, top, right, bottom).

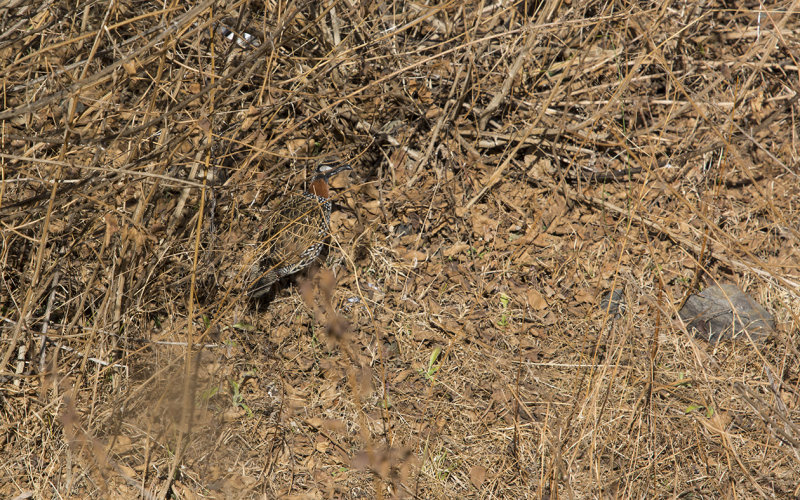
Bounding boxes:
247 270 279 298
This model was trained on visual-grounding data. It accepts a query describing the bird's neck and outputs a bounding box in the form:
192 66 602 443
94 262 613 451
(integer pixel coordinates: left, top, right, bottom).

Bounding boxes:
308 178 329 199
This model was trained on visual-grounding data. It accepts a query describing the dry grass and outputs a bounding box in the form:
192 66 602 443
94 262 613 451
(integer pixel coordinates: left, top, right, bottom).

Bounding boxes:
2 0 800 498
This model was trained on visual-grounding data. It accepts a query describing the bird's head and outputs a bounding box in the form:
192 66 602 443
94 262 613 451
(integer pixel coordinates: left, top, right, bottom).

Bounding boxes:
308 163 352 198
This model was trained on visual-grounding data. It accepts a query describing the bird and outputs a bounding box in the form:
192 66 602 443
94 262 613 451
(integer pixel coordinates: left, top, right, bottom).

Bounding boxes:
248 163 352 298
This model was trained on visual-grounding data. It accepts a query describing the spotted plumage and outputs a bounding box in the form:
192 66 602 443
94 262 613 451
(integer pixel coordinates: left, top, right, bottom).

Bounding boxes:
248 164 352 297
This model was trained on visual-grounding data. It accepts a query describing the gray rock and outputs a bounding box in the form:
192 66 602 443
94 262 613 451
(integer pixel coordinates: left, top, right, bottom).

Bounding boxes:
599 287 626 318
679 283 774 343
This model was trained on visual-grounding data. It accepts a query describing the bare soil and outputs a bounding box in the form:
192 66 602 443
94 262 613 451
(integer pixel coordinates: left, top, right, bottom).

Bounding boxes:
2 1 800 498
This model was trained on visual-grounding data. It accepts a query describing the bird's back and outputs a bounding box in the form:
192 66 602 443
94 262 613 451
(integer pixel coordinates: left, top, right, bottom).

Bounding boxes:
262 192 330 272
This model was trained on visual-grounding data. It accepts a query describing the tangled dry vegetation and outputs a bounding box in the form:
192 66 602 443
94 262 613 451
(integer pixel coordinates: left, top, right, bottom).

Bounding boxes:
3 0 800 498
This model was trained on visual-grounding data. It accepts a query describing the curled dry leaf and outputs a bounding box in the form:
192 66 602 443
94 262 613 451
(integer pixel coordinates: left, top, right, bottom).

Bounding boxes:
469 464 487 488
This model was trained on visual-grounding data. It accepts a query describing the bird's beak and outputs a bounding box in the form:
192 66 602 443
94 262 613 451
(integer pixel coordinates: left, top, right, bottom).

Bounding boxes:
328 164 352 178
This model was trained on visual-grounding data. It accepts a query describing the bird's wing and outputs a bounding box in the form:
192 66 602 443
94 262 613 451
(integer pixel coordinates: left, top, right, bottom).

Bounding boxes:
263 195 327 268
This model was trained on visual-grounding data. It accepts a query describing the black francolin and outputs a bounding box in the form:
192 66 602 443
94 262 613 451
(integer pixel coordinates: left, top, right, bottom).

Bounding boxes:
248 164 352 298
